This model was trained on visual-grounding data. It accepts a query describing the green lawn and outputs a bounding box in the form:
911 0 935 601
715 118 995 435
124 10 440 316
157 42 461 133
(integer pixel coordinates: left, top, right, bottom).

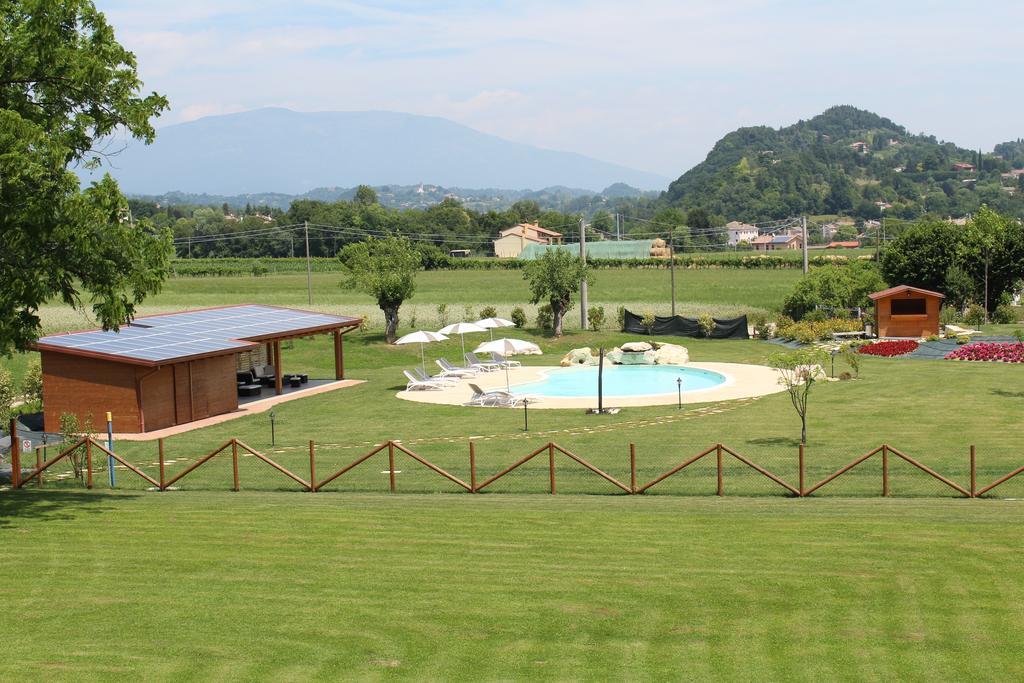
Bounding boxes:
2 491 1023 680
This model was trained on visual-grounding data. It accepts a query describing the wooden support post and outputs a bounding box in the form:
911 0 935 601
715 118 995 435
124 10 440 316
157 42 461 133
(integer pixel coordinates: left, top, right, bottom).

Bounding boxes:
388 441 396 492
273 341 283 395
85 439 93 489
881 444 889 497
309 440 317 492
630 443 637 494
469 441 477 493
716 444 723 496
970 445 976 498
158 439 165 490
798 443 805 496
548 442 556 494
231 439 240 491
9 418 20 489
334 330 344 380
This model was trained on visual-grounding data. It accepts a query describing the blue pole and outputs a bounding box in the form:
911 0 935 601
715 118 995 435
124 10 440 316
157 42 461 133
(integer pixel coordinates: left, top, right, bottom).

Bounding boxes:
106 411 115 487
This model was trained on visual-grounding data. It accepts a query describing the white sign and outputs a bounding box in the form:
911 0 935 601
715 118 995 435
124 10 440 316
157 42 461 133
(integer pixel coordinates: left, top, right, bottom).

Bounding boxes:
22 439 32 452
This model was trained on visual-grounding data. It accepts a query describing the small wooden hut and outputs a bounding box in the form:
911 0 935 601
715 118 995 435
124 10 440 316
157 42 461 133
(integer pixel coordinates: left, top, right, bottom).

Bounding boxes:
868 285 945 338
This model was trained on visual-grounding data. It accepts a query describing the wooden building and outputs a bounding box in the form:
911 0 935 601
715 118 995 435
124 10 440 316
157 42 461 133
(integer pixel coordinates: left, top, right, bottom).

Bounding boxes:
34 305 360 433
868 285 945 338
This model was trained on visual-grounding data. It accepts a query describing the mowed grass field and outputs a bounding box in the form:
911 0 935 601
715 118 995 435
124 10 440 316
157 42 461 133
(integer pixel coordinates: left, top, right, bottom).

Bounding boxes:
4 492 1024 680
5 267 1024 679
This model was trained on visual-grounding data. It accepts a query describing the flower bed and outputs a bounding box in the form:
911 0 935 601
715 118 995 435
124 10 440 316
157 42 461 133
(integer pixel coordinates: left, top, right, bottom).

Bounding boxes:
945 342 1024 363
857 340 919 357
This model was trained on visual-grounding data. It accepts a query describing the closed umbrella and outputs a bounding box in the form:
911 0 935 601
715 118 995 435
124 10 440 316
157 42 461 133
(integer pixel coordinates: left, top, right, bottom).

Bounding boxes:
475 317 516 340
395 330 449 374
474 338 542 391
437 321 487 357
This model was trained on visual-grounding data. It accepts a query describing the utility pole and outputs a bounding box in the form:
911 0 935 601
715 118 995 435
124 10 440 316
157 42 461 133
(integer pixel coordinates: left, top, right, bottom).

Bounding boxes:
801 216 808 274
304 220 312 305
579 216 588 329
670 229 676 316
616 213 621 240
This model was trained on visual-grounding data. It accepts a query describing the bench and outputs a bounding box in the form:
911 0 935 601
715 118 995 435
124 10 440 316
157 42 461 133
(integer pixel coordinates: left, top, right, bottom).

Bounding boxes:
831 331 866 341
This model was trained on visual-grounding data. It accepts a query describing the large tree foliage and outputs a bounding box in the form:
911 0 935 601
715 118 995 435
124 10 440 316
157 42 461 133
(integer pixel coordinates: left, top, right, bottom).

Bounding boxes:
522 249 592 337
0 0 171 354
782 262 887 320
338 237 421 343
880 207 1024 311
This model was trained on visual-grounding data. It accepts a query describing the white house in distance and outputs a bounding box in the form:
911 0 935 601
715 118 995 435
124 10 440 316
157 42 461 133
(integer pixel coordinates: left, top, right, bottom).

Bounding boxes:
726 221 758 246
493 222 563 258
751 231 803 252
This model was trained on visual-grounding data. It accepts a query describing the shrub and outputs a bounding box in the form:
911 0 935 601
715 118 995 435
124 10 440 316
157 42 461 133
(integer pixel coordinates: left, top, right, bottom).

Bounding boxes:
536 304 554 331
991 303 1017 324
640 311 656 334
1015 329 1024 344
964 304 987 327
802 309 831 323
841 343 861 377
838 371 853 380
20 360 43 407
436 303 449 327
939 305 962 325
250 264 269 277
616 306 626 331
749 312 771 340
946 342 1024 363
925 334 941 342
408 307 418 329
0 367 15 422
857 340 919 357
776 317 862 344
956 335 970 345
781 262 887 320
510 306 527 329
697 313 716 338
479 305 498 320
587 306 606 332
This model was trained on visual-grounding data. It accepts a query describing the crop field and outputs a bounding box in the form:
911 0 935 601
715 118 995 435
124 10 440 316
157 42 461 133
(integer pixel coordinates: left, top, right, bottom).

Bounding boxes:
4 267 1024 679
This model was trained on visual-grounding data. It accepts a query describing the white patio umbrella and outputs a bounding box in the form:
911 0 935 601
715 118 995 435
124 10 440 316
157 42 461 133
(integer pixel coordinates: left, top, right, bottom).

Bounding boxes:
475 317 516 340
437 321 488 357
474 338 542 391
395 330 449 374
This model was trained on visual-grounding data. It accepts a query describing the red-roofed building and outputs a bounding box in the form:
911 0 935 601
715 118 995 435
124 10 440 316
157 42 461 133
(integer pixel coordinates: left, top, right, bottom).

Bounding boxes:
493 222 564 258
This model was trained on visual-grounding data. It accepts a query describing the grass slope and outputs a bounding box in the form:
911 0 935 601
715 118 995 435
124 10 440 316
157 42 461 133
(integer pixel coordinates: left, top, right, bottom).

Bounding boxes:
2 491 1023 680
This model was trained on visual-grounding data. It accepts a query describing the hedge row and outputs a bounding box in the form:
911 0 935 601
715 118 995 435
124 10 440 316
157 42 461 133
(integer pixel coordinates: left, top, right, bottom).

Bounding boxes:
169 253 875 277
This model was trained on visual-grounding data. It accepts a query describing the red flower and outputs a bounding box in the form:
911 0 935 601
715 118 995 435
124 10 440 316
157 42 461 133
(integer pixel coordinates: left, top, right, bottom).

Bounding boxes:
945 342 1024 363
858 340 919 357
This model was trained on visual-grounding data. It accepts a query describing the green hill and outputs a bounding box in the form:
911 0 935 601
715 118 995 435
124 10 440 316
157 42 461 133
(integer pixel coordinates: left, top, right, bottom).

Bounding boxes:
664 105 1024 221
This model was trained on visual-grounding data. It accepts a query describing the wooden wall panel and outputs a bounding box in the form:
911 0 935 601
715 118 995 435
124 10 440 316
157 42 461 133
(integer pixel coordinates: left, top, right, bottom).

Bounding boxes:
173 363 191 424
189 355 238 421
140 366 175 432
41 352 140 433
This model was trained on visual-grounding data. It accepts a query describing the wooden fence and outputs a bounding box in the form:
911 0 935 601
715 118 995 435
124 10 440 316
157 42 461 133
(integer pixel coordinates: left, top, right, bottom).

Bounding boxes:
6 420 1024 498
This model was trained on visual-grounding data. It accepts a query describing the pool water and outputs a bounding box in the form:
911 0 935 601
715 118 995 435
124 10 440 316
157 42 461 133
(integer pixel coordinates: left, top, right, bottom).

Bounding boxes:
511 365 727 398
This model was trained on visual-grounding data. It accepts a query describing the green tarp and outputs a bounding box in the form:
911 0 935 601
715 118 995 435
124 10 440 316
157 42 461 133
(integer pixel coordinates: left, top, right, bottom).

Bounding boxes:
518 240 654 260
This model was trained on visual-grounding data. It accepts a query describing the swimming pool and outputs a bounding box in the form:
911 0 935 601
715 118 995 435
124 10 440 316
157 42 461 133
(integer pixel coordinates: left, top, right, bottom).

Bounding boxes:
510 365 728 399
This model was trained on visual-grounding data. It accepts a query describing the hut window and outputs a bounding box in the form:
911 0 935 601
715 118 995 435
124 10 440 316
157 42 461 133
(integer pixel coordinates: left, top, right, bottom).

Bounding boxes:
891 298 927 315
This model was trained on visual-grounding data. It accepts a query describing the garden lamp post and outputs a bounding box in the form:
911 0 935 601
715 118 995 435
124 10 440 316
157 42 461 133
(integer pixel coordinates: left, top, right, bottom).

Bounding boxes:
523 399 530 432
677 377 683 410
270 410 277 447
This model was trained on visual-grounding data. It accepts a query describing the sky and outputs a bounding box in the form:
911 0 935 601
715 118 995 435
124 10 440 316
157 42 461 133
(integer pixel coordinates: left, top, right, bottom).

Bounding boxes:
97 0 1024 179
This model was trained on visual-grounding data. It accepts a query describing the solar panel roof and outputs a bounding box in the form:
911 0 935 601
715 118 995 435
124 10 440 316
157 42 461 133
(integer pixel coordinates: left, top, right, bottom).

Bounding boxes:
36 305 360 365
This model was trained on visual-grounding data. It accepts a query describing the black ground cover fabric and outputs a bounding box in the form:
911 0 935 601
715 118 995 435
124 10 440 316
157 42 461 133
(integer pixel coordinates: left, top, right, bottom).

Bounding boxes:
623 310 749 339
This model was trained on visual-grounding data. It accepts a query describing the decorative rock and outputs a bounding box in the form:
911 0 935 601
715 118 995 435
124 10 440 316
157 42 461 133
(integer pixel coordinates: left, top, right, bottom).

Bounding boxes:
653 343 689 365
560 347 609 366
621 341 653 352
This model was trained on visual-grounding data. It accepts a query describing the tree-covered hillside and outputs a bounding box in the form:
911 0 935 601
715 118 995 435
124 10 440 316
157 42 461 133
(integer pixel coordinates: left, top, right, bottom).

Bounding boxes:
664 105 1024 221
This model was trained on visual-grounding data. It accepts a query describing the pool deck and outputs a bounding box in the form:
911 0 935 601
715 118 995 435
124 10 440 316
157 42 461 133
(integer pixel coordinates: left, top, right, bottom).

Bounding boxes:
396 362 787 409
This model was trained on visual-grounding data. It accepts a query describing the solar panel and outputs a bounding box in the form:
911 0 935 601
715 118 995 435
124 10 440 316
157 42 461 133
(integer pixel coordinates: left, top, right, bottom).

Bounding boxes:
37 305 359 365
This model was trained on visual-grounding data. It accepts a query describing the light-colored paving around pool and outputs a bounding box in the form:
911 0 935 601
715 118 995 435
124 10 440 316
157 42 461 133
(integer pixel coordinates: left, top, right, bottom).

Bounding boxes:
397 362 786 409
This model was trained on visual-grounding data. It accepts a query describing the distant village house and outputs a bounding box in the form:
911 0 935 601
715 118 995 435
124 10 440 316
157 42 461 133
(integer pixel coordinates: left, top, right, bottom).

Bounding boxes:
493 222 564 258
726 221 758 246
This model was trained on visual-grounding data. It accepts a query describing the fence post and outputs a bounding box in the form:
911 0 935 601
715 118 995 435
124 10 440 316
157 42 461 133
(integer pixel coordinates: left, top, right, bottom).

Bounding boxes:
9 418 20 489
231 439 240 491
309 440 317 492
630 443 637 494
798 443 805 497
548 442 556 495
158 439 165 491
970 445 976 498
469 441 477 493
388 441 396 493
716 444 723 496
85 439 93 489
35 447 42 488
881 444 889 497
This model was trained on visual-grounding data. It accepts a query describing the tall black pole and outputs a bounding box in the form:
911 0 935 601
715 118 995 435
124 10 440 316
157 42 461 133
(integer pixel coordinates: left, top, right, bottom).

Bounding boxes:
597 347 604 413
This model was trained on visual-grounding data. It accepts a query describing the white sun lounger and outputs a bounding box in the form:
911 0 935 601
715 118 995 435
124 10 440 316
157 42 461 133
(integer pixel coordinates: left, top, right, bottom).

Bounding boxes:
465 352 500 372
437 358 479 378
489 351 521 368
413 367 459 386
403 370 447 391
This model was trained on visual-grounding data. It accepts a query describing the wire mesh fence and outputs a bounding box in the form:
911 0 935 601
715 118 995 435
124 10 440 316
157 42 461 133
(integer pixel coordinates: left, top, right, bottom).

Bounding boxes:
7 430 1024 499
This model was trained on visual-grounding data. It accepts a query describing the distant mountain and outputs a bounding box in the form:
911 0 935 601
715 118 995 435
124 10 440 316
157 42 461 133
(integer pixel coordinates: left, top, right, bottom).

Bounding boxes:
664 105 1024 220
89 108 669 194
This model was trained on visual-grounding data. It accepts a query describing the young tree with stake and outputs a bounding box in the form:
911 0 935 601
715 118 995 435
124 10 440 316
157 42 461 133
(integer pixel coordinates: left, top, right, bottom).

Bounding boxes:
770 348 829 444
